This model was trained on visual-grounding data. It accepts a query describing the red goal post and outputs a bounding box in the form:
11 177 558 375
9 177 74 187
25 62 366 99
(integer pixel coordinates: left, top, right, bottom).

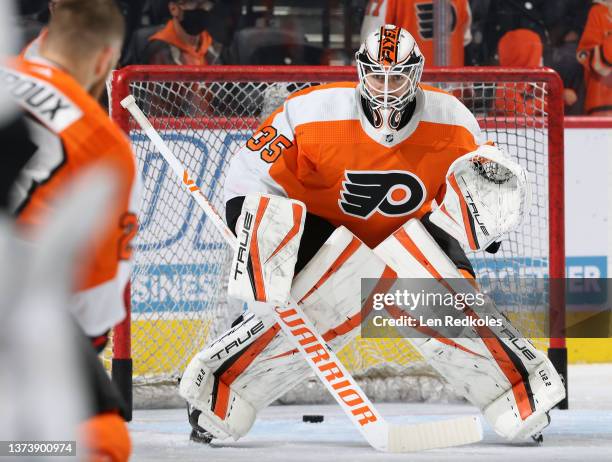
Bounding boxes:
108 66 566 418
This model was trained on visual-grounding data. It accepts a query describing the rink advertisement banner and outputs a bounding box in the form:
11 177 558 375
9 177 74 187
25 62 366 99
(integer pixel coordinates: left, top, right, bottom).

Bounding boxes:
360 278 612 339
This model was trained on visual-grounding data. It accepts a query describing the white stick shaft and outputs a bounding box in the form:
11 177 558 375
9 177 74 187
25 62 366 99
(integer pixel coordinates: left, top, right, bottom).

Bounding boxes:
120 95 482 453
121 95 236 248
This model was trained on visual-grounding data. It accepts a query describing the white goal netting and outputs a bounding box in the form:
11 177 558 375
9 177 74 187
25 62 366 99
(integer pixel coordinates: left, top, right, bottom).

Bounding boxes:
107 67 564 408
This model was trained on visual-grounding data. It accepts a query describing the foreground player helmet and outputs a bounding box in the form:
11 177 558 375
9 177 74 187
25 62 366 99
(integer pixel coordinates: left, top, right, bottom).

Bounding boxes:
356 25 424 136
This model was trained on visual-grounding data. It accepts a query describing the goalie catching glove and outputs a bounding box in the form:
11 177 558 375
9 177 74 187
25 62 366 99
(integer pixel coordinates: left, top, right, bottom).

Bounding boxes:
429 144 531 251
228 194 306 306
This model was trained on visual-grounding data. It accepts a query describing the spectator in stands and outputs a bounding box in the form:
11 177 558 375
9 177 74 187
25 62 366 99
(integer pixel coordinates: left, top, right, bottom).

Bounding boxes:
495 28 579 116
476 0 565 65
143 0 222 65
544 0 590 115
494 29 546 117
577 0 612 116
360 0 472 66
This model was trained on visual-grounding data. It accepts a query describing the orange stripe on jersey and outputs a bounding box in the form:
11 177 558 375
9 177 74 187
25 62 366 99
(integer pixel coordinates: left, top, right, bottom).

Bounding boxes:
250 197 270 301
213 324 280 420
266 202 304 262
448 173 478 250
418 83 453 95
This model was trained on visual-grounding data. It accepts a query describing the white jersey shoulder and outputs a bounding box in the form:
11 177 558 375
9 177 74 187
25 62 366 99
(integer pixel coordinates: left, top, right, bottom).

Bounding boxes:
419 86 483 144
281 84 360 130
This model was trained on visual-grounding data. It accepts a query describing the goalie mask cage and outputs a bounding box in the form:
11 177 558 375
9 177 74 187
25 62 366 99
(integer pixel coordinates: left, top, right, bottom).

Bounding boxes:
108 66 566 418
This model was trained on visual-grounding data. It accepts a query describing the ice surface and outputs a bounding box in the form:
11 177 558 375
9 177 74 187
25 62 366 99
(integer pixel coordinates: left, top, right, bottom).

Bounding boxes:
129 364 612 461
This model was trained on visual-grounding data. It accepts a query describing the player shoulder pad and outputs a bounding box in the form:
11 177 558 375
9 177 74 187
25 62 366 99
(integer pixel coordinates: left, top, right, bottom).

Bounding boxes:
283 82 360 130
419 86 483 144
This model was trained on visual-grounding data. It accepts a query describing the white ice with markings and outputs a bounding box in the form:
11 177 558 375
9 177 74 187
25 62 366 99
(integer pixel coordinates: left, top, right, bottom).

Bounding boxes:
129 364 612 461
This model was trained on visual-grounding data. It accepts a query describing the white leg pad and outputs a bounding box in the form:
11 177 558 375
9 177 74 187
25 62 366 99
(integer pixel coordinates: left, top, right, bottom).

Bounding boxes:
179 311 272 440
180 226 389 440
375 219 565 440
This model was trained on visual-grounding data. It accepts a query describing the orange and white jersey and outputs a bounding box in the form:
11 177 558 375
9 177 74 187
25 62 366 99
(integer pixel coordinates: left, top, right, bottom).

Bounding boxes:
1 56 140 336
225 82 484 248
361 0 472 67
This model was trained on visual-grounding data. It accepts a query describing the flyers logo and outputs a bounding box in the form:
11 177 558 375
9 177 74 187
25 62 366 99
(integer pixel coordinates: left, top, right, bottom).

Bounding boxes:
415 2 457 40
339 171 426 219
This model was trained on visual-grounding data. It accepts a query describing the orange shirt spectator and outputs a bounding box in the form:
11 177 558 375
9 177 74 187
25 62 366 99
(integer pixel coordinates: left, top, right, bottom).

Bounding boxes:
361 0 472 67
494 29 546 117
144 0 219 65
577 1 612 116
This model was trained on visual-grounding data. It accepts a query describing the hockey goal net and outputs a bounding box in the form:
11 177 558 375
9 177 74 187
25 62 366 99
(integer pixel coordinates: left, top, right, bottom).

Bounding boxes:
108 66 565 411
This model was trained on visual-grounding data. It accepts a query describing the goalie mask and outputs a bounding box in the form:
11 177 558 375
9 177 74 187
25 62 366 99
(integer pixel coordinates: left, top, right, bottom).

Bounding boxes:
356 25 425 140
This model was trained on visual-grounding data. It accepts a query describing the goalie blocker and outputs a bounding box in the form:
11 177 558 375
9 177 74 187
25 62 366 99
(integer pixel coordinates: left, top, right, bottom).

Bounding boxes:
228 194 306 306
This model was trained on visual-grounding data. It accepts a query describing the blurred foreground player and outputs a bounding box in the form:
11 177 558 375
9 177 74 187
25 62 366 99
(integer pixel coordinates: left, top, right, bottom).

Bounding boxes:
2 0 139 460
179 25 565 445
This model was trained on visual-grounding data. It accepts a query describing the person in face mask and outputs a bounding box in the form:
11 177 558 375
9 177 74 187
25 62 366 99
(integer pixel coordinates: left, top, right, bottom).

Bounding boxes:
145 0 221 65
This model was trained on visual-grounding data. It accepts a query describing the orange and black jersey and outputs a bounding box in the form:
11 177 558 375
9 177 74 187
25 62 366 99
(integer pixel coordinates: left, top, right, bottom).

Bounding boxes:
1 57 140 336
225 82 484 250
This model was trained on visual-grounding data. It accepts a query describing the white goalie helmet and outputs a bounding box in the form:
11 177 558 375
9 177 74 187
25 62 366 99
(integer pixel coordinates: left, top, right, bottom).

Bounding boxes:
356 25 425 113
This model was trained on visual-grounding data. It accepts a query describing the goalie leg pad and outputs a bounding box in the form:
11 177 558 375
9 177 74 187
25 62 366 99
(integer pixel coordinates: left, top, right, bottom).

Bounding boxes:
228 193 306 306
179 311 275 440
181 226 389 440
375 219 565 440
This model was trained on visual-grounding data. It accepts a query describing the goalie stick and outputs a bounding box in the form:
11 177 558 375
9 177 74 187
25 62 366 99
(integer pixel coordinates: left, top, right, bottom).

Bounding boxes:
120 94 483 453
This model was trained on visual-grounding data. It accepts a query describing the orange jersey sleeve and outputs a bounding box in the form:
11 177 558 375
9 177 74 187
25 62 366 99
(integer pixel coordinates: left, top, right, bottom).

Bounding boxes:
225 82 483 248
2 57 140 335
361 0 472 67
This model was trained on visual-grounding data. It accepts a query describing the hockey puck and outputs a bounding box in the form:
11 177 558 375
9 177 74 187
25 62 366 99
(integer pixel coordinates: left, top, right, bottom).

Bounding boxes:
302 415 324 423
